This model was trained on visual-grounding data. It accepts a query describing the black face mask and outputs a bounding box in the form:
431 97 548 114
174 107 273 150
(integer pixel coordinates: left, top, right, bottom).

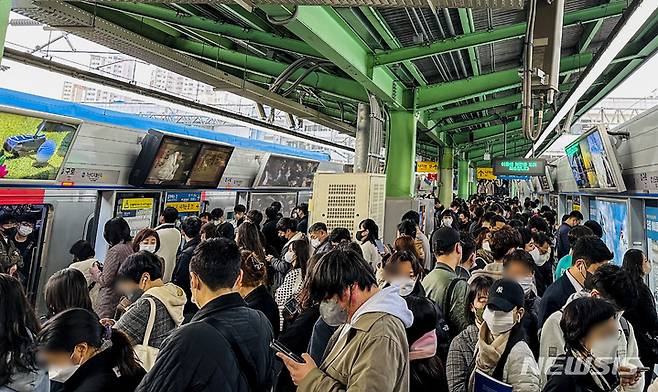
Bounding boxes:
355 230 365 242
583 270 596 290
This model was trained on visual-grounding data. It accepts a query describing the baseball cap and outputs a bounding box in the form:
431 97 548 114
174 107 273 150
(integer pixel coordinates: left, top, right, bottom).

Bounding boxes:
487 278 524 312
431 226 461 255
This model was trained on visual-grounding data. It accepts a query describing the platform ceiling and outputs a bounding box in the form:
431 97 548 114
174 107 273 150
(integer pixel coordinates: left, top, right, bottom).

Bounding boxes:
13 0 658 164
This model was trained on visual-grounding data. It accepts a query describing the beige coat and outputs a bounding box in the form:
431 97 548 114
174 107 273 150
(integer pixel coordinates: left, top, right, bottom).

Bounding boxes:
299 312 410 392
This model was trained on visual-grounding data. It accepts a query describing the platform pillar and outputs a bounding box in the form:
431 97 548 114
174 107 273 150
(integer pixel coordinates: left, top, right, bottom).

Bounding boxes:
458 155 470 199
0 0 9 65
439 146 453 206
386 110 416 198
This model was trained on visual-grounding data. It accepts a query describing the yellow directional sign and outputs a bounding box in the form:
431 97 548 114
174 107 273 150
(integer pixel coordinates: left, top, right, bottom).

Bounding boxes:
121 198 154 211
476 167 496 180
416 161 439 173
166 201 201 213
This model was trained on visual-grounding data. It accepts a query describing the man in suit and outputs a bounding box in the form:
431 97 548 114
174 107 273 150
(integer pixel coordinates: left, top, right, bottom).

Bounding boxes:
555 210 583 259
537 235 612 328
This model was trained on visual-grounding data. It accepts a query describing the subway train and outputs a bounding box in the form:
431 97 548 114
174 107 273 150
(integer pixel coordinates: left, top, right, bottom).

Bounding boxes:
0 88 345 314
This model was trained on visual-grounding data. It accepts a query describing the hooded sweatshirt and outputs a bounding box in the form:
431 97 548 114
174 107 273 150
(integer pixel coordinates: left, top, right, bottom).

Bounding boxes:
298 285 413 392
539 290 644 392
115 283 187 348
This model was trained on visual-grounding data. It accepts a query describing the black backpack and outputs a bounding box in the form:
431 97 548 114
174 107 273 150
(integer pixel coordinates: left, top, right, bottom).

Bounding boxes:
433 277 464 362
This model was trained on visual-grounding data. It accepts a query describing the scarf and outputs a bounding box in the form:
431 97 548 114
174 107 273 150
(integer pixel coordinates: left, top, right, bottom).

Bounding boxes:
475 322 512 374
409 330 437 361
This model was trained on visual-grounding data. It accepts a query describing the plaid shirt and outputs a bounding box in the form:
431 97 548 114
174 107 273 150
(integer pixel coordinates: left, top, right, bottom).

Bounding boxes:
115 294 177 348
446 324 479 392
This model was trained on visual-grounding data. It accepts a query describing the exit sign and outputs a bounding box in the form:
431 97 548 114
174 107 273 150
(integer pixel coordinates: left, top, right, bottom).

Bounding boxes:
492 158 546 176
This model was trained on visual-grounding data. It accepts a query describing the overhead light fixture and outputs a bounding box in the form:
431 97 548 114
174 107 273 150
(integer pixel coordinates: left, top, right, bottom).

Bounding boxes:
525 0 658 158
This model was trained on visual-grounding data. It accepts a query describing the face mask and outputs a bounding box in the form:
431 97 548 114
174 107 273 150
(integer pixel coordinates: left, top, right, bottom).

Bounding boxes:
391 277 417 297
590 335 619 365
310 238 321 248
536 251 550 267
319 298 348 327
48 351 81 383
139 243 157 253
482 307 517 335
355 230 365 242
284 251 294 263
125 287 144 303
442 218 453 227
516 276 535 295
529 247 542 265
17 225 33 236
482 241 492 252
581 264 595 290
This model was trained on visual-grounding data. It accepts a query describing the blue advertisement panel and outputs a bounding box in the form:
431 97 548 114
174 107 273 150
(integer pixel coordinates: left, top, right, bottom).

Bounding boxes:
645 207 658 304
595 199 628 265
165 192 202 219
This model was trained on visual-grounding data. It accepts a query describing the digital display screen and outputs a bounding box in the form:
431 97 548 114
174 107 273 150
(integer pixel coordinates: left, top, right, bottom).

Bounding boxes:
186 144 233 188
255 155 319 188
492 158 546 176
0 111 78 181
565 127 622 191
144 137 201 186
595 199 628 266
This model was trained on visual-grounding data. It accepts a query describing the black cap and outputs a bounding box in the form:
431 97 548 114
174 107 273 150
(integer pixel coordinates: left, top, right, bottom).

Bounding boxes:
487 278 525 312
431 226 461 255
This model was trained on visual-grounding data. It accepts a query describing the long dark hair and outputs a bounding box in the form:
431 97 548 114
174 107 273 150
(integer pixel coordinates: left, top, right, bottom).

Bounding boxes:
37 308 142 378
404 295 446 390
44 268 93 317
359 219 379 244
0 274 40 385
622 248 646 283
290 239 311 277
103 217 132 246
297 254 323 310
236 221 267 263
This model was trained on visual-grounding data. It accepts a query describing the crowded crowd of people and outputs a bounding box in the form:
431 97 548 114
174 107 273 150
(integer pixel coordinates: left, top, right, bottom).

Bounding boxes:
2 195 658 392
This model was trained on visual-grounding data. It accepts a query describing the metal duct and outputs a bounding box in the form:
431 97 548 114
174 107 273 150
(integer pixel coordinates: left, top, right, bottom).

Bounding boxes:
354 95 385 173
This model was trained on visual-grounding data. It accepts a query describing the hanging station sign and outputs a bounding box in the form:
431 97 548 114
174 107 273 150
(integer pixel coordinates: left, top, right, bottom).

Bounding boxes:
492 158 546 176
476 167 496 180
416 161 439 173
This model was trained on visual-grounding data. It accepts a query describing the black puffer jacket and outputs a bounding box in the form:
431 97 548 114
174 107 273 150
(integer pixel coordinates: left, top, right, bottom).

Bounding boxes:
136 293 275 392
53 349 145 392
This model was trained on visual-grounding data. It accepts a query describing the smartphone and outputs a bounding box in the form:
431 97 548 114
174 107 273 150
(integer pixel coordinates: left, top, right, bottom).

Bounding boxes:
637 367 651 373
270 340 304 363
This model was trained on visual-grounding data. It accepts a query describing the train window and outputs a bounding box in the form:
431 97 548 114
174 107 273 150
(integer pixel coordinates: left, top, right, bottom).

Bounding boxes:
84 213 96 244
0 204 50 302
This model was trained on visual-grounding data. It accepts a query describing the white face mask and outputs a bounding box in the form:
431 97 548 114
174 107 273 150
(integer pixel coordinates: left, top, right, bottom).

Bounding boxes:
390 277 417 297
48 351 81 383
590 335 619 365
17 225 33 236
310 238 321 249
516 276 535 295
442 218 453 227
284 251 294 263
482 241 492 252
140 243 157 253
483 307 517 335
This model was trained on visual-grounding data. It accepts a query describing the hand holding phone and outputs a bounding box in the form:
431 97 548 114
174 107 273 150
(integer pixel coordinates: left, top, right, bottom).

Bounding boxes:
270 340 304 363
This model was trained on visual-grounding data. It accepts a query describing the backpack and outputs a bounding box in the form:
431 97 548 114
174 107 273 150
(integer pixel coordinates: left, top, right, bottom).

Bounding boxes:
432 276 464 362
442 276 465 339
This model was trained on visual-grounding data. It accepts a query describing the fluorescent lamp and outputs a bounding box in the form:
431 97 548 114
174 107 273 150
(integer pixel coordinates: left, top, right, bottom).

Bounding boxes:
525 0 658 158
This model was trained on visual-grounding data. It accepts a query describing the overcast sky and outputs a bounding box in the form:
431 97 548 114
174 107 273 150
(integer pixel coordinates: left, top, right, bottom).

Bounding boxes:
1 12 657 104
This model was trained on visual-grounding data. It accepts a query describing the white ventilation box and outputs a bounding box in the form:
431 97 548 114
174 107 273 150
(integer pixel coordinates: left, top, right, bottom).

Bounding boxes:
309 173 386 235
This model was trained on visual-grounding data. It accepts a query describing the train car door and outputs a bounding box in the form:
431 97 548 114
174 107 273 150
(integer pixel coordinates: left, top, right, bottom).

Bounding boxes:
0 203 49 303
113 192 161 237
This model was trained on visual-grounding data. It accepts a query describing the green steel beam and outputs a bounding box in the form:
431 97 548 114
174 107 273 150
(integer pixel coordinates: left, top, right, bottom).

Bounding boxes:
96 2 322 58
415 53 593 110
373 2 627 67
436 109 522 134
579 19 604 52
260 5 412 109
457 8 480 76
0 0 9 64
430 94 521 122
467 138 530 159
359 7 427 86
78 4 369 102
222 4 273 32
576 12 658 116
386 111 417 197
454 112 554 144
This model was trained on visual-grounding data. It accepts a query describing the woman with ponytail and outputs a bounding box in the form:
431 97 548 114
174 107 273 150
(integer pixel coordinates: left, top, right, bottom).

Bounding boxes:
36 308 145 392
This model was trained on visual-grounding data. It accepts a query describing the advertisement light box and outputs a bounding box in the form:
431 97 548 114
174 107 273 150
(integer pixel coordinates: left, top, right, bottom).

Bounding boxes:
492 158 546 176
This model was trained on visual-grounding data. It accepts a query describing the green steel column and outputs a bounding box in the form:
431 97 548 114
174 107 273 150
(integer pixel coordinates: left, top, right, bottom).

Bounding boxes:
458 156 469 199
470 168 478 196
439 147 454 206
386 111 417 198
0 0 9 64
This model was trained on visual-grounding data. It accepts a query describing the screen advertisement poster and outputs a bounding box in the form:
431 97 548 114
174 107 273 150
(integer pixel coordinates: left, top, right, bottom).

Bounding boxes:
565 127 625 192
645 207 658 308
594 199 628 266
0 110 78 182
185 144 233 188
144 137 201 186
255 155 319 188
